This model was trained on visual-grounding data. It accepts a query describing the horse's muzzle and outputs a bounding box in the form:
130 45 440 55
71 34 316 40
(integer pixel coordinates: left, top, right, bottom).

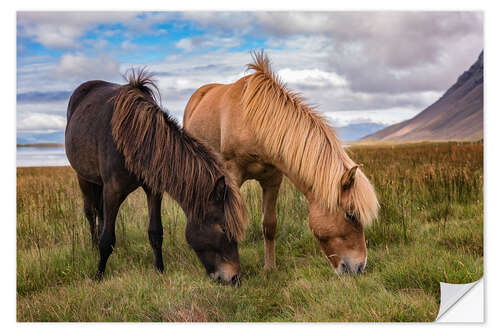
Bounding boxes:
210 271 241 286
337 260 366 275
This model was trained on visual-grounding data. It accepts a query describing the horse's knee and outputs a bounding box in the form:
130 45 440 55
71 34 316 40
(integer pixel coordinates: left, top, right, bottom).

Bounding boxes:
262 218 277 240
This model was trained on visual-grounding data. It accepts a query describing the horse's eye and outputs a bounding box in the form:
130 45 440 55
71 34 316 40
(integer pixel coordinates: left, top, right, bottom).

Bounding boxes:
220 225 227 233
345 212 355 221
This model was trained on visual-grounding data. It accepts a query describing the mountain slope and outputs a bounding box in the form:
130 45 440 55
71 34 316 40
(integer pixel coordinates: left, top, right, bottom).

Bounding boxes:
363 51 483 141
336 122 386 141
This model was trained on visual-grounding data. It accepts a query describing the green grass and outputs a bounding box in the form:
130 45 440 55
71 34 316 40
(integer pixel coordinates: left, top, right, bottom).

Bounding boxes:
16 142 483 322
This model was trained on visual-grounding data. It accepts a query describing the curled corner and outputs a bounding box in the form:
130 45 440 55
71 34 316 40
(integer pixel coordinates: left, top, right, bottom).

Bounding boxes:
435 278 483 322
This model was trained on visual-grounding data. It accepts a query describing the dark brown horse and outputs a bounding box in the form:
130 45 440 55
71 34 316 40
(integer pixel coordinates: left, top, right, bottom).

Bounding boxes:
65 69 248 284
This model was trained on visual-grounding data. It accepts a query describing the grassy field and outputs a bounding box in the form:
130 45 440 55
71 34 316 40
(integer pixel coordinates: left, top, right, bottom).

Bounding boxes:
16 142 483 322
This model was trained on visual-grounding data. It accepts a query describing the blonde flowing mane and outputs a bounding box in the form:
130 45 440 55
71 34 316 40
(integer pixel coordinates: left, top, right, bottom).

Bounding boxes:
242 51 379 226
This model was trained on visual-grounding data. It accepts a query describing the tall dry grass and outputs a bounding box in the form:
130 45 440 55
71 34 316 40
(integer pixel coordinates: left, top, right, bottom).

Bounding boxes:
17 142 483 321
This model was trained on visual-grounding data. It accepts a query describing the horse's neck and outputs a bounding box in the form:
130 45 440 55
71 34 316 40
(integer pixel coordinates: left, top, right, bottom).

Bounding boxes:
274 161 336 222
270 157 316 203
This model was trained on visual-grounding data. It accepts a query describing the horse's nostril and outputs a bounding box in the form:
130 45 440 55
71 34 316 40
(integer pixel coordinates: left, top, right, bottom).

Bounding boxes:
231 274 241 286
356 263 365 274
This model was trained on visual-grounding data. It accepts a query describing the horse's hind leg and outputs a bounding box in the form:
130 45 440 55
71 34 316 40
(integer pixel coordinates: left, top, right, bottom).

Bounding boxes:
77 176 100 247
95 188 104 240
259 172 283 271
143 186 164 273
95 183 127 280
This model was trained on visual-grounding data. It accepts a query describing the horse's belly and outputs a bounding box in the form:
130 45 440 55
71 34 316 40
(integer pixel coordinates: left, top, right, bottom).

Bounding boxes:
66 146 102 185
245 161 277 180
65 116 102 185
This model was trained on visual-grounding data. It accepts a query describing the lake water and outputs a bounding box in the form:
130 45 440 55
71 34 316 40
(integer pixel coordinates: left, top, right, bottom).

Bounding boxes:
17 146 69 167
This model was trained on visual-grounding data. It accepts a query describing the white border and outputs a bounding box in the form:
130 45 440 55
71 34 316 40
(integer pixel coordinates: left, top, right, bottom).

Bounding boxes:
4 0 499 331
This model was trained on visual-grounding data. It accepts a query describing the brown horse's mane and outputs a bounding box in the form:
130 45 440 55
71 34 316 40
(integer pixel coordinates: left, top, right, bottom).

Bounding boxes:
111 68 247 240
242 51 379 226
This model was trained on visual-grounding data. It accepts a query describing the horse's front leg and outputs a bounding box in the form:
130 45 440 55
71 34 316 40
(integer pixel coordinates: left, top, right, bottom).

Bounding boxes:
143 186 164 273
259 172 283 271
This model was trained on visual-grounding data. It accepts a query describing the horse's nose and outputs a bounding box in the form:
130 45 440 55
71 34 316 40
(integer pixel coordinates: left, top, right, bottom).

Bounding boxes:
338 260 365 275
355 262 365 274
231 273 241 287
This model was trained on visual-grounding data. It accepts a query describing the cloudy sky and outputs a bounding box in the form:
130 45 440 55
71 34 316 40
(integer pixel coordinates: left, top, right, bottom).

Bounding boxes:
17 11 483 142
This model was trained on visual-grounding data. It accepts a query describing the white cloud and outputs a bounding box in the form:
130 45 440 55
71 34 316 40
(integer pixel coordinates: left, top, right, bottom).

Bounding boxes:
204 36 241 49
55 53 120 81
16 12 483 135
179 12 254 32
17 12 172 49
176 38 194 52
17 113 67 132
92 39 109 50
17 53 122 103
16 101 68 116
121 40 137 51
324 108 421 127
30 24 81 49
175 12 483 94
175 36 242 52
18 12 136 49
278 68 347 88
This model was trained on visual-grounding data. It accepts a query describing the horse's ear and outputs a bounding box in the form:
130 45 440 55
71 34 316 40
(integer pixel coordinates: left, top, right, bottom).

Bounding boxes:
210 176 227 203
341 165 360 190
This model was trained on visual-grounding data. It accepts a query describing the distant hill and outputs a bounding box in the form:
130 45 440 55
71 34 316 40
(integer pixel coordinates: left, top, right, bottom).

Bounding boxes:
17 143 64 148
336 122 386 142
363 51 483 141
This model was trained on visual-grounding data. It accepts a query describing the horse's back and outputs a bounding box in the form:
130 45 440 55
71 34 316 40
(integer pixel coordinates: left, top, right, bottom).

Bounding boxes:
65 80 121 184
183 83 223 123
66 80 116 122
184 78 251 155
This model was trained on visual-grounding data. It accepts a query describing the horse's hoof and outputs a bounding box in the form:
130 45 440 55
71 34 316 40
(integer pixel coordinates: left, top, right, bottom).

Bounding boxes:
93 271 104 281
264 264 276 272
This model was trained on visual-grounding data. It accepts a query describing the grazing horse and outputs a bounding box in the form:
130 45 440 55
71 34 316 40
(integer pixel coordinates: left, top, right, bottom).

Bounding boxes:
184 52 379 274
65 69 247 284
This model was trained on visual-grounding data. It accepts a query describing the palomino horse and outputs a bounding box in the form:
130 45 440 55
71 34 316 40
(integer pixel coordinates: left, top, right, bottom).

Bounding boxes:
184 52 379 274
65 69 247 284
